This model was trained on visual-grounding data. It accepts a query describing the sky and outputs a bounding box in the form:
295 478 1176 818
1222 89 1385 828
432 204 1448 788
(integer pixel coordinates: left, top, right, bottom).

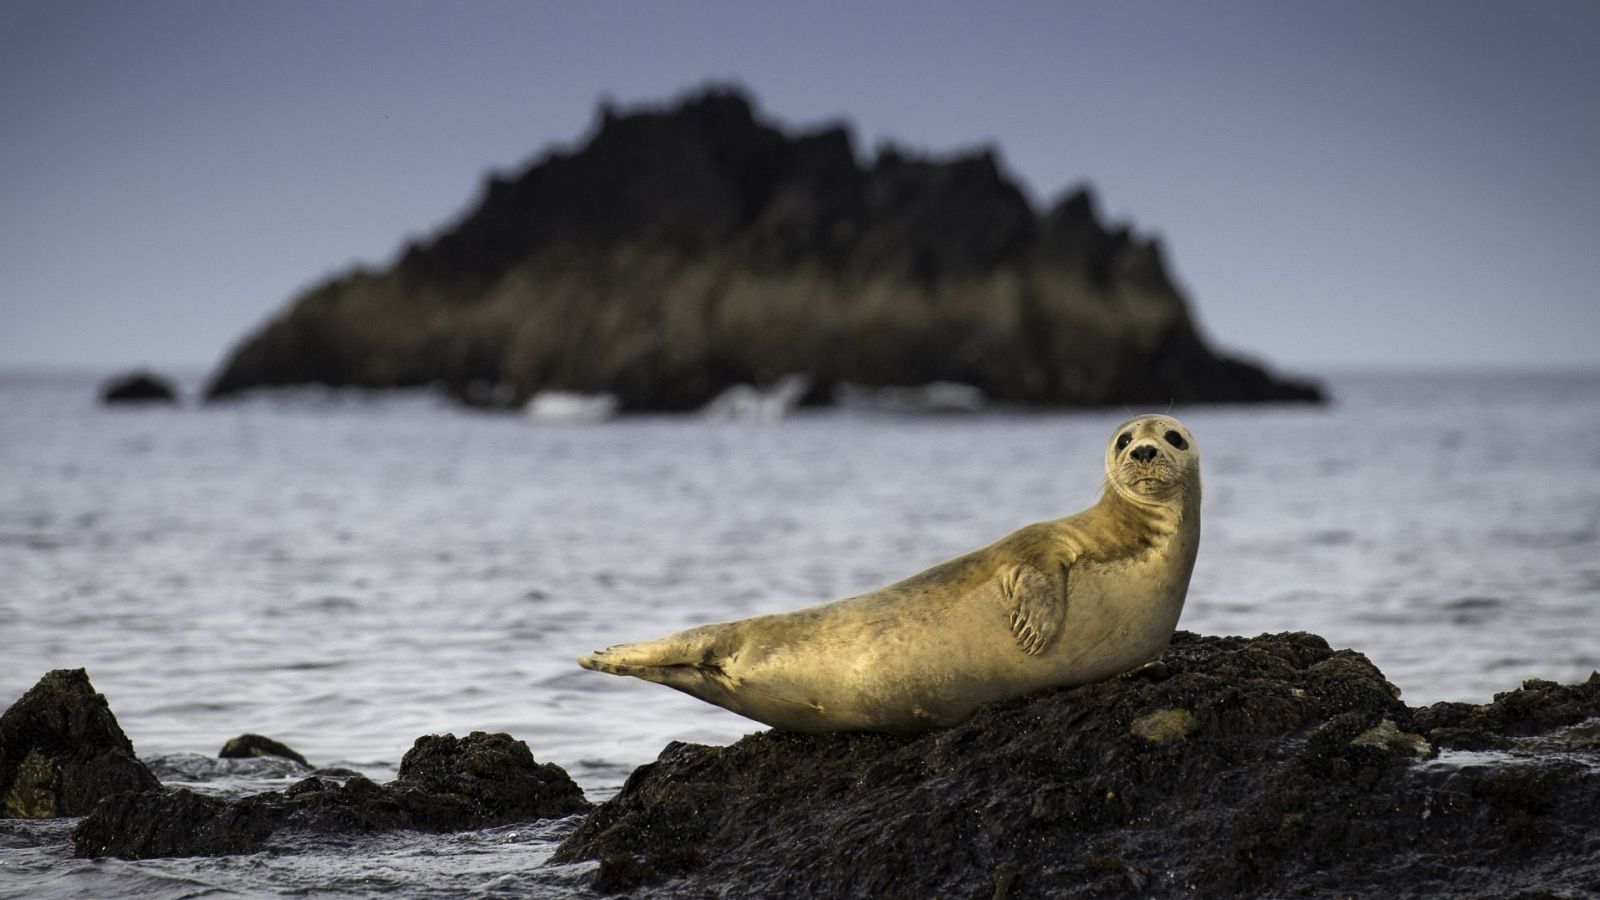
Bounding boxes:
2 1 1598 376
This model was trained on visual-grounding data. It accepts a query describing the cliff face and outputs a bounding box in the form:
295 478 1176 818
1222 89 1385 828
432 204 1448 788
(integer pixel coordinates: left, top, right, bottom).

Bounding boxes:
206 88 1321 409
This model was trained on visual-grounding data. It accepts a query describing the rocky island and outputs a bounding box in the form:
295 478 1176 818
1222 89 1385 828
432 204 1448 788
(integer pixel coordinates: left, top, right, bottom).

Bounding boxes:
205 88 1321 411
4 634 1597 896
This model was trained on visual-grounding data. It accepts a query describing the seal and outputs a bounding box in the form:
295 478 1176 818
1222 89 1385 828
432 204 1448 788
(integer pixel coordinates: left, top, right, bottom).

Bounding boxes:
578 414 1202 733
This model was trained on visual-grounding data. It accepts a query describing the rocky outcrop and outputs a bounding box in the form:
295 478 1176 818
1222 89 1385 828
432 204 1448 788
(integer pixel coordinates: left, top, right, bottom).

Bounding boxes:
554 632 1600 897
72 730 592 851
100 371 177 405
73 731 592 859
0 669 591 860
205 87 1321 410
218 733 311 768
0 669 159 818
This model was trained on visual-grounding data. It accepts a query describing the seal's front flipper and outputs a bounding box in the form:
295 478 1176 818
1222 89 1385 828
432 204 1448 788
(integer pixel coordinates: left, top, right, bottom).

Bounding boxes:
1001 563 1067 656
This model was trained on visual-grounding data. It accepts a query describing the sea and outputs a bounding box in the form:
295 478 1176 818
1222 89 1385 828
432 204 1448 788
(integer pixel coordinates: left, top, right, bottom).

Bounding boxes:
2 368 1598 897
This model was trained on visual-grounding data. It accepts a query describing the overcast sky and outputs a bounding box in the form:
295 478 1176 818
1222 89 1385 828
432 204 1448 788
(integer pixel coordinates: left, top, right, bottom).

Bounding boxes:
2 0 1597 376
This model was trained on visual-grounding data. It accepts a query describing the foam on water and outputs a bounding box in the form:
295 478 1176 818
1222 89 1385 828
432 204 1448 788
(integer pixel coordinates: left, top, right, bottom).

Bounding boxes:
2 368 1598 895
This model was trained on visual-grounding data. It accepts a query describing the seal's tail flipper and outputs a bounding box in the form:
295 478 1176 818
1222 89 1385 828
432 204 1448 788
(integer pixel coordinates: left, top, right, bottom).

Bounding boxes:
577 624 737 695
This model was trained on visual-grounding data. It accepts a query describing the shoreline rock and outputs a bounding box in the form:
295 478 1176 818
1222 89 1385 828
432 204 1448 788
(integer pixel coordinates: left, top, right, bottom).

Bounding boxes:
0 669 160 818
71 731 592 859
0 670 592 858
205 87 1322 411
553 631 1600 897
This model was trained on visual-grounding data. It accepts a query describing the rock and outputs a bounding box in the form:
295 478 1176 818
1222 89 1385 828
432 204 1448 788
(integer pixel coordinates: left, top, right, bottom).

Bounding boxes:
73 731 591 859
553 632 1600 897
100 371 178 405
205 87 1322 410
388 731 593 828
0 669 160 819
218 733 311 768
1415 672 1600 750
71 786 276 858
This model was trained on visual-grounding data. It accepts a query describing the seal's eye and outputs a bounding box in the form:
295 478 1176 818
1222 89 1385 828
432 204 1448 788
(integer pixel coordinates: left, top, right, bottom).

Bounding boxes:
1116 432 1132 452
1164 430 1188 451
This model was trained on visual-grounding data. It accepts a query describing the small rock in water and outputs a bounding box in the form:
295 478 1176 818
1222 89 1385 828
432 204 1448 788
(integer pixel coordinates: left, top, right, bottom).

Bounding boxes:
72 730 591 859
100 370 178 405
0 669 160 818
394 731 592 824
219 733 311 768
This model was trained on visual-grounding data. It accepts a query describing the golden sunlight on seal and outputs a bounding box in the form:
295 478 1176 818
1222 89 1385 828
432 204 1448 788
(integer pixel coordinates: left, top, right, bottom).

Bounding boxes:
578 414 1202 733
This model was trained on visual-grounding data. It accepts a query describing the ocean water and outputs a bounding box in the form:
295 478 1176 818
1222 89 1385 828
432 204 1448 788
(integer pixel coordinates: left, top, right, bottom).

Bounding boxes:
2 369 1598 896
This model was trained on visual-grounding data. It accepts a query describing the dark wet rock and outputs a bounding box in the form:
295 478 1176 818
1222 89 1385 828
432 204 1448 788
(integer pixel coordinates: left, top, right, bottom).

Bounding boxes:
0 669 159 818
1415 673 1600 751
100 370 177 405
72 786 276 858
219 733 311 768
73 731 591 859
206 86 1321 410
554 632 1600 897
390 731 592 827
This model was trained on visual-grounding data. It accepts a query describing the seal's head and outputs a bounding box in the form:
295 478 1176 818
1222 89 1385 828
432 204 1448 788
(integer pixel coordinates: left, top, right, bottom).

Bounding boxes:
1104 414 1201 505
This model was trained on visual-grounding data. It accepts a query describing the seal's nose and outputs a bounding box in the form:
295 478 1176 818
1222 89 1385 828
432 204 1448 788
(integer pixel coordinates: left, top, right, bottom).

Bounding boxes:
1130 444 1158 462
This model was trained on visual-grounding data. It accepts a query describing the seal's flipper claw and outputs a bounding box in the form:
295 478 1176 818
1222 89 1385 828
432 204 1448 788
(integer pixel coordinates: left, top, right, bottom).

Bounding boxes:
1001 563 1067 656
